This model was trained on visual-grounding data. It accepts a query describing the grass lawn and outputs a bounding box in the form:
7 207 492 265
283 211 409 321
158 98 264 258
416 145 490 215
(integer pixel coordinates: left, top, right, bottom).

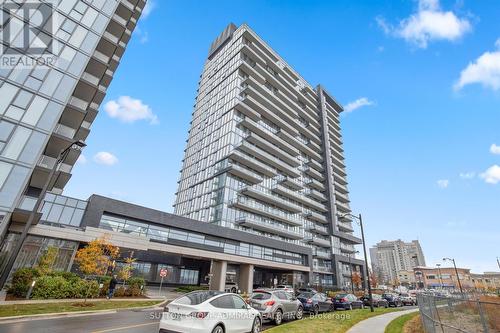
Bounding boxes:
267 308 403 333
385 311 420 333
0 300 162 318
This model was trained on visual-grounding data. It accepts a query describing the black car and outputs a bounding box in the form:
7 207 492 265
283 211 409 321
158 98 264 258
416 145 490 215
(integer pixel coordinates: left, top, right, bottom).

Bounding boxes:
297 292 333 314
333 293 364 310
382 293 403 307
295 287 317 296
360 294 389 308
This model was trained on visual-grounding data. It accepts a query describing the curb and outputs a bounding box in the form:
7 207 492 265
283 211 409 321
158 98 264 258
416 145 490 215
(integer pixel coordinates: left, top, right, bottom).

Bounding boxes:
0 299 170 324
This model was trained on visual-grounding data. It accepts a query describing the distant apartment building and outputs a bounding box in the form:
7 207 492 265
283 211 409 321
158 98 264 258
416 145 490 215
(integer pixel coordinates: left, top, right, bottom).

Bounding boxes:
397 270 416 287
370 239 426 285
0 0 146 274
173 23 364 289
413 266 474 290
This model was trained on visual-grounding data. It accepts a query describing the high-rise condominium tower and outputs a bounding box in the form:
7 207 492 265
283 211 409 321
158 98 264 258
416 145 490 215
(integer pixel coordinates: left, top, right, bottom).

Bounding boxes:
174 23 364 288
370 239 426 285
0 0 145 247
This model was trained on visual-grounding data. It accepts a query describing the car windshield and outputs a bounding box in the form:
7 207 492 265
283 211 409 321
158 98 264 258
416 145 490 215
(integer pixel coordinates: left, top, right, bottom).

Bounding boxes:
251 292 271 300
335 294 348 299
298 292 313 298
174 291 223 305
382 294 394 298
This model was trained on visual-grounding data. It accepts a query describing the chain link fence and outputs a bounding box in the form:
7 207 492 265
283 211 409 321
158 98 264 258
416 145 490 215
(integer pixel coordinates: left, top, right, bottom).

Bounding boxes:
417 294 500 333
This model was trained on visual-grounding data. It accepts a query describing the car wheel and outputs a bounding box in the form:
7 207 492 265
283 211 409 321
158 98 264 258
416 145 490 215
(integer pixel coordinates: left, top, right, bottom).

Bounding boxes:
295 306 304 320
251 317 261 333
274 309 283 325
212 325 224 333
231 287 237 293
313 305 319 316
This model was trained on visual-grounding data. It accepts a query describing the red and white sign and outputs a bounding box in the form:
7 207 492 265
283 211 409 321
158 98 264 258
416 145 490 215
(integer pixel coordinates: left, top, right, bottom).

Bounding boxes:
160 269 168 278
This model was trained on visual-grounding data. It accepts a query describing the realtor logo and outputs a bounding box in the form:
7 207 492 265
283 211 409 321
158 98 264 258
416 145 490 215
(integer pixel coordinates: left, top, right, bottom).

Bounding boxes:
1 1 54 54
1 1 58 68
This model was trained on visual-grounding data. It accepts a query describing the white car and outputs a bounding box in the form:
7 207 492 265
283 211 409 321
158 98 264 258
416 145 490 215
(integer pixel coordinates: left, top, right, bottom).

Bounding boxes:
275 285 294 294
159 290 262 333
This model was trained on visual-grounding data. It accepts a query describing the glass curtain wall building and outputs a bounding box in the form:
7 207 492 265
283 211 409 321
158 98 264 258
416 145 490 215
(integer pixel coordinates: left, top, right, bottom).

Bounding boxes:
174 23 364 289
0 0 146 261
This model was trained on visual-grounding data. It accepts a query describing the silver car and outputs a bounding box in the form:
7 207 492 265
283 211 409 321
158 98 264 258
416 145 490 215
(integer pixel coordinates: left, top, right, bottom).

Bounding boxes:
249 289 303 325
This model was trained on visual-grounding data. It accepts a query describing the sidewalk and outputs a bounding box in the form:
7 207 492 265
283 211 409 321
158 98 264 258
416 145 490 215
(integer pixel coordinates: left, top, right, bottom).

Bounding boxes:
347 308 419 333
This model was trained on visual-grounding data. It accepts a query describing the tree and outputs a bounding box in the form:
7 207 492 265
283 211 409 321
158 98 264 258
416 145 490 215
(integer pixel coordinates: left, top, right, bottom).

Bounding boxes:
117 251 136 287
36 246 59 275
74 235 119 301
352 271 362 290
369 268 378 288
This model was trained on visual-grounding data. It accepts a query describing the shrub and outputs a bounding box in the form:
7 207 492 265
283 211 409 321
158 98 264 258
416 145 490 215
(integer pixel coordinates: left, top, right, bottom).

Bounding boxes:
174 285 207 293
31 275 70 299
49 271 80 283
8 268 40 297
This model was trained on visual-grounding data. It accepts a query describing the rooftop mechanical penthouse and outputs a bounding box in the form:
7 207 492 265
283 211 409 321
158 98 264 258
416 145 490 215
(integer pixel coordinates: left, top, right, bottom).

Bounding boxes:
174 23 364 289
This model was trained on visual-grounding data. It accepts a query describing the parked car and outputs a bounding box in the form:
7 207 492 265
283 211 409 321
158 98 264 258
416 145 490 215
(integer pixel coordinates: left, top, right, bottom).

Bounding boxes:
382 293 403 307
399 293 416 306
160 290 261 333
249 289 303 325
333 293 364 310
295 287 317 296
359 294 389 308
275 285 295 294
225 282 238 293
297 292 333 314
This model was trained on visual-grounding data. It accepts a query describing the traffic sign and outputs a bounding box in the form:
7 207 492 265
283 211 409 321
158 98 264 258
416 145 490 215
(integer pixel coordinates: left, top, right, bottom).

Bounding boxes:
160 268 168 277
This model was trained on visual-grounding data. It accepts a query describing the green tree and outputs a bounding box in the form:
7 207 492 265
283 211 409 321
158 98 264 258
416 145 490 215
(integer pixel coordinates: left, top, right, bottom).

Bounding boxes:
36 246 59 275
117 251 136 287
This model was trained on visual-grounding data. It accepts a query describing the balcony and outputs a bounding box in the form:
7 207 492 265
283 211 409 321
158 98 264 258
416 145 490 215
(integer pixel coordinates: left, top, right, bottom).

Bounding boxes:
313 264 333 274
229 149 277 177
307 158 323 172
313 249 331 259
334 181 349 194
306 224 329 236
305 236 331 247
275 175 302 190
237 115 299 157
237 141 300 178
215 161 263 184
305 177 324 191
307 188 327 202
240 185 302 213
337 221 354 233
335 191 350 204
244 132 300 167
236 216 303 240
304 166 324 181
228 197 302 226
303 210 328 224
272 184 327 212
336 200 350 213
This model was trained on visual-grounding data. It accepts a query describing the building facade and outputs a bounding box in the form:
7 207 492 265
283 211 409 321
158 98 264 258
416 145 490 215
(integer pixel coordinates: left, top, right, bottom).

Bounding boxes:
6 193 312 292
370 239 426 285
173 23 364 289
0 0 145 273
471 272 500 291
413 266 474 290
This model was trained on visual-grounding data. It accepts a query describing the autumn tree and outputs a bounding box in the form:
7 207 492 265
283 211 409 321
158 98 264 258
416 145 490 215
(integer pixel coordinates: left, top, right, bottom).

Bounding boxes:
36 246 59 275
352 272 362 290
74 235 119 301
369 268 378 288
117 251 136 287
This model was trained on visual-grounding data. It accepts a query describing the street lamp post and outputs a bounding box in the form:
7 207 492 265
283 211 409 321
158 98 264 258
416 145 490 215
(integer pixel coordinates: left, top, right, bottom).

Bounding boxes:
443 258 463 294
337 213 374 312
436 264 444 289
0 140 86 289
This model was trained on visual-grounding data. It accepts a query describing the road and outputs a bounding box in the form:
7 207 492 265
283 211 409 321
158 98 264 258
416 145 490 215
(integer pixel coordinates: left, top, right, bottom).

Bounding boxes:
0 308 275 333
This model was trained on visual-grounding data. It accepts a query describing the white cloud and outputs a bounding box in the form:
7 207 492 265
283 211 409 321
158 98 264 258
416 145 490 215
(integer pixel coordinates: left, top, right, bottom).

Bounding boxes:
454 40 500 91
377 0 472 48
459 172 475 179
480 165 500 184
93 152 119 166
104 96 158 124
134 27 149 44
490 144 500 155
437 179 449 188
76 154 87 164
142 0 155 18
344 97 375 113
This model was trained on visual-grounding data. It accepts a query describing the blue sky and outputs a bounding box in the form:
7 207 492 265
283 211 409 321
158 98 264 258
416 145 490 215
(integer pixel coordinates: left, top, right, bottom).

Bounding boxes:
65 0 500 273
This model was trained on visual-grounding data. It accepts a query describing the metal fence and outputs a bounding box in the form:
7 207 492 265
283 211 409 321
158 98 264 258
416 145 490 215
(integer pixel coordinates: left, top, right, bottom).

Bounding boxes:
417 294 500 333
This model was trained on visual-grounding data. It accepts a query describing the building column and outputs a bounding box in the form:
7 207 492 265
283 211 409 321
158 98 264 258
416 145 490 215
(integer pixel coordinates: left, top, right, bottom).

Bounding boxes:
239 264 254 294
209 260 227 291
